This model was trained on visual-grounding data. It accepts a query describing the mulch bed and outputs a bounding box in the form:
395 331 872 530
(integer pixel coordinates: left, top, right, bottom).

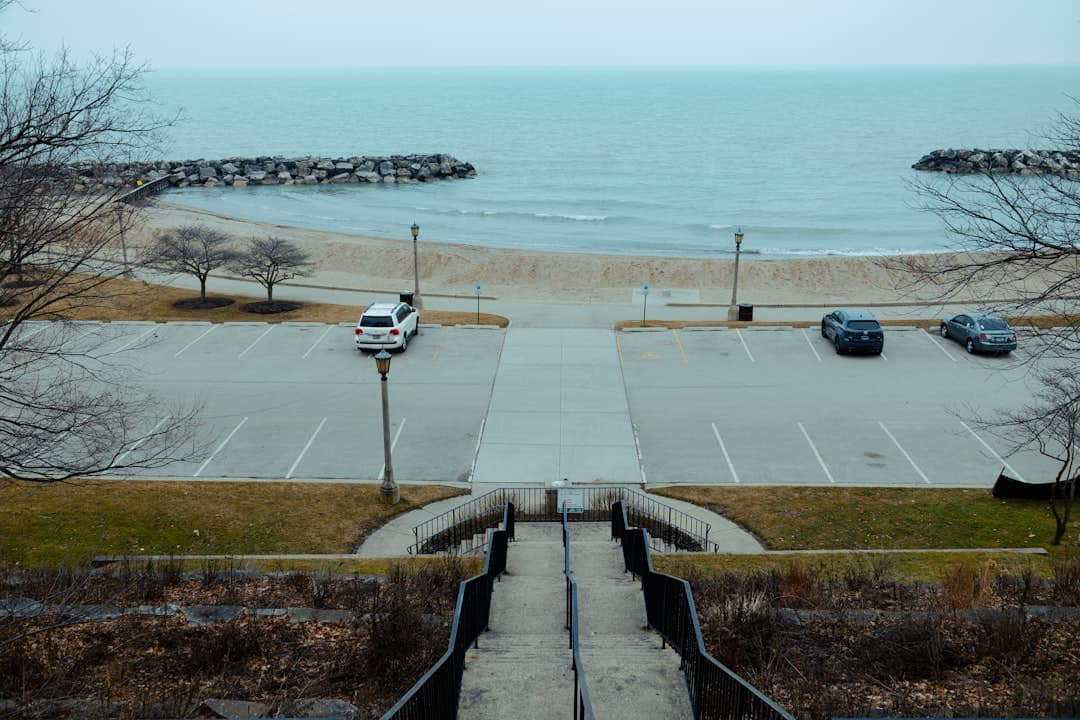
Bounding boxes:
239 301 303 314
172 297 235 310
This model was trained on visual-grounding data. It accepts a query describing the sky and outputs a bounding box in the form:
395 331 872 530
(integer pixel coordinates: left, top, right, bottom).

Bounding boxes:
7 0 1080 69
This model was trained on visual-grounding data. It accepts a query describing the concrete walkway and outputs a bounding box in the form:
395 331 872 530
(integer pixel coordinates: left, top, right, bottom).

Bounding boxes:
457 522 693 720
472 327 640 488
355 490 763 558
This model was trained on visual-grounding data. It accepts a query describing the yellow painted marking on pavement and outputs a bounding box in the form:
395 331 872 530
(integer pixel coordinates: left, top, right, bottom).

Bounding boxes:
616 334 624 363
433 348 440 361
641 351 658 361
672 329 688 363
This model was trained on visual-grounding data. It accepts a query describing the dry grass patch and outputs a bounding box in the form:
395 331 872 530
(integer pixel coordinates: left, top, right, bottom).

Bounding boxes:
650 485 1074 553
0 480 466 565
0 274 508 327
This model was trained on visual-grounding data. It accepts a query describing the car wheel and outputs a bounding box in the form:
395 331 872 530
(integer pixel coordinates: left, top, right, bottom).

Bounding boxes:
834 335 842 354
821 322 827 338
940 324 949 339
400 333 408 352
965 338 975 354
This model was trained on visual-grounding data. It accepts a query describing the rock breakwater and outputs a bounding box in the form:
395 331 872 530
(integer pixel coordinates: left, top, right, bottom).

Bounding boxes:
913 148 1080 176
64 153 476 191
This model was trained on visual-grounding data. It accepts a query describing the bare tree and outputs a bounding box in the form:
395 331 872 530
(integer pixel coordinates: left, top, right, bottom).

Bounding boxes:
886 105 1080 358
0 3 199 481
984 364 1080 545
231 235 312 303
145 224 239 305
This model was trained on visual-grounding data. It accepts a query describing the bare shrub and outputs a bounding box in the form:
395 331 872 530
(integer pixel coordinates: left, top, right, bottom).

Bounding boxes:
1052 555 1080 606
851 613 961 680
938 562 993 610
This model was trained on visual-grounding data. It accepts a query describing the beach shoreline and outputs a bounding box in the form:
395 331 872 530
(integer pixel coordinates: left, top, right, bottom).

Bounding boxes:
136 201 932 307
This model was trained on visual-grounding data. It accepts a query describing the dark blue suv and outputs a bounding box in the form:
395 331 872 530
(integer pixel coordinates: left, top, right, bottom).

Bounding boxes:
821 309 884 355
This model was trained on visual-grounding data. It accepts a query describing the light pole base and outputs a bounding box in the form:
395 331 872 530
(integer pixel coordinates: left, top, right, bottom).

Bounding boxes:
379 483 400 505
727 304 739 321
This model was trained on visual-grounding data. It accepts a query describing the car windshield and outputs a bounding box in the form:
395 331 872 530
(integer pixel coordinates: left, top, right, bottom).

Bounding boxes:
978 318 1008 331
848 320 880 331
361 316 393 327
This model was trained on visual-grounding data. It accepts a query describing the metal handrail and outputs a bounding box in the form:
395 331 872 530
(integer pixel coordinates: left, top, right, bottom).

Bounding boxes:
411 486 714 555
381 510 509 719
563 509 596 720
611 501 794 720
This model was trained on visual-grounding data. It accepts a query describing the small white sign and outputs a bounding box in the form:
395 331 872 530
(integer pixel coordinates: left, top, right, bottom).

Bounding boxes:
475 282 482 296
557 488 585 513
642 282 650 297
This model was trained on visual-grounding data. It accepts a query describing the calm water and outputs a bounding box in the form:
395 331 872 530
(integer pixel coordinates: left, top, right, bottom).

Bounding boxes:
145 66 1079 258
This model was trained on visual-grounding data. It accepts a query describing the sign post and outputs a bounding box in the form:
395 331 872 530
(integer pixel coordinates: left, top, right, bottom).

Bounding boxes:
642 282 650 327
475 282 482 323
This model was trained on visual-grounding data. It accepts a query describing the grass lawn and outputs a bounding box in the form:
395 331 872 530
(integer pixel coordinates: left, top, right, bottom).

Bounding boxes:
652 486 1072 550
650 486 1078 580
0 275 509 328
0 480 466 566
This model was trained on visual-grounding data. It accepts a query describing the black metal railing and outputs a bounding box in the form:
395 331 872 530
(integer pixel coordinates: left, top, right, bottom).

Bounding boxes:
611 501 794 720
562 510 595 720
412 486 714 555
381 520 509 720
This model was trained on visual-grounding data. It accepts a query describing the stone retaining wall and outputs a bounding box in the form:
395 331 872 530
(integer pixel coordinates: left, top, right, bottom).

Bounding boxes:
913 148 1080 176
63 153 476 191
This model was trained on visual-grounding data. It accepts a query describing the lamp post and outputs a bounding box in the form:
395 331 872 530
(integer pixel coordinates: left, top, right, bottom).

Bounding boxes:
728 228 745 321
374 349 399 504
410 222 421 309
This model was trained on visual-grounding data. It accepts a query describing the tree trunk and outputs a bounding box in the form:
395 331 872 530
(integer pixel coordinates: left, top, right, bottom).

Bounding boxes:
199 276 207 303
267 284 273 302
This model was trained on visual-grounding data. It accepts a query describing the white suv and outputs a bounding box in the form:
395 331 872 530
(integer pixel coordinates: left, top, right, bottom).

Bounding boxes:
354 302 420 352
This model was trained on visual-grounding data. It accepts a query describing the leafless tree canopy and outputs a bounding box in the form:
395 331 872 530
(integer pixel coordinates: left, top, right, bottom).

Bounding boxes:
231 235 313 302
145 224 239 303
0 3 198 481
886 103 1080 355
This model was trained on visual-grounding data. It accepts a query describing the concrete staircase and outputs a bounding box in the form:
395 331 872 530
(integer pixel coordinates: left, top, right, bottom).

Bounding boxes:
456 522 692 719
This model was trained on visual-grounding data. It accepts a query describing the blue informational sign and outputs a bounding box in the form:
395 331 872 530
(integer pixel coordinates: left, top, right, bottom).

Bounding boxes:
642 282 650 297
475 282 482 296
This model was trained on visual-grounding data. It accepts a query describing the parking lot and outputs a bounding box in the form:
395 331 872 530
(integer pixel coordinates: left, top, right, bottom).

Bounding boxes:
619 325 1050 487
21 319 1056 488
38 320 504 483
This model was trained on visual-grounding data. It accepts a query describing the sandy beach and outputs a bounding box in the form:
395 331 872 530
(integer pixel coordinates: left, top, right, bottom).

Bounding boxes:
136 201 933 307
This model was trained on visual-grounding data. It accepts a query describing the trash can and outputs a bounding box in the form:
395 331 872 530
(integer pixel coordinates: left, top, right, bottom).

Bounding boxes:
738 303 754 321
399 291 414 306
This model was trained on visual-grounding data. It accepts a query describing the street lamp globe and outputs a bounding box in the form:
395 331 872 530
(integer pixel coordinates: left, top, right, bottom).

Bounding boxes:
374 348 392 376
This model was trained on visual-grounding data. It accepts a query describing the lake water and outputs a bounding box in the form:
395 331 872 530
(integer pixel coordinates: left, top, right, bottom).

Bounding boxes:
146 66 1079 258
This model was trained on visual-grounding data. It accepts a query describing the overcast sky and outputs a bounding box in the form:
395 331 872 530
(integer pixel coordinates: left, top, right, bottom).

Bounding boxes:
8 0 1080 69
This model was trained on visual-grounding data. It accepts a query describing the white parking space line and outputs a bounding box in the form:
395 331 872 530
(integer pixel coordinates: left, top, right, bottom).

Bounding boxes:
113 325 157 353
174 325 218 358
878 421 930 483
286 417 327 479
961 421 1024 481
378 417 407 481
880 351 889 361
711 423 740 483
19 325 49 341
735 329 755 362
302 326 334 359
797 422 835 483
923 329 957 362
801 328 822 362
116 416 169 465
194 416 248 477
469 418 487 483
237 325 275 358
